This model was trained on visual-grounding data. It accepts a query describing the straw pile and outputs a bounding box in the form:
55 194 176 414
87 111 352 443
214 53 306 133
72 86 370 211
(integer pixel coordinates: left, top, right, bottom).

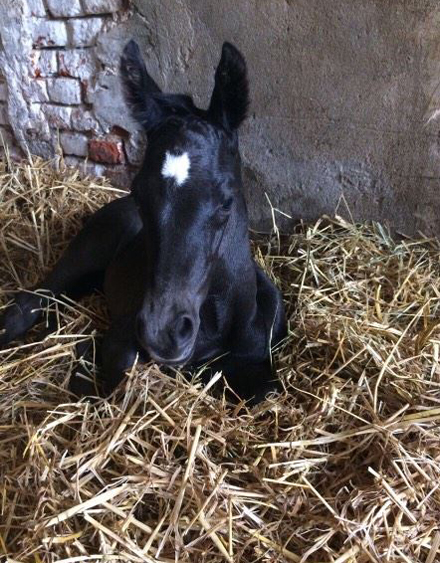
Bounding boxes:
1 154 440 563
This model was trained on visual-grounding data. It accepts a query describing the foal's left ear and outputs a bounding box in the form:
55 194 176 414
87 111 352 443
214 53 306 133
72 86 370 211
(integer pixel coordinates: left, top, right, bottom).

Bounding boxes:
207 42 249 131
120 40 163 131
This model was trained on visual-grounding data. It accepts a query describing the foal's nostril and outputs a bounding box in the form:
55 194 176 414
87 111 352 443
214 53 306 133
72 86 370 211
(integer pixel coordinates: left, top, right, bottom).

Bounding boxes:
175 315 194 344
137 308 196 361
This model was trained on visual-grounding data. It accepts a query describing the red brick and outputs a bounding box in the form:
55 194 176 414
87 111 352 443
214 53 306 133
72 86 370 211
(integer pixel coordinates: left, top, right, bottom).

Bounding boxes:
89 136 125 164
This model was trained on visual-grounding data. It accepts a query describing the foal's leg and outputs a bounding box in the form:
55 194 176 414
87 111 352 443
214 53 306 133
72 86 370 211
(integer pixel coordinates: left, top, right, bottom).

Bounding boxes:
0 196 141 347
202 354 281 406
69 319 139 397
99 318 140 396
68 336 103 398
68 314 140 397
206 266 287 405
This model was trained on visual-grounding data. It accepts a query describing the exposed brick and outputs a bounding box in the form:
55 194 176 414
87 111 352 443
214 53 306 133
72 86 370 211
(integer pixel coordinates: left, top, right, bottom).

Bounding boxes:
25 80 50 102
63 155 107 178
60 132 89 157
25 102 53 143
0 82 7 102
27 0 47 17
46 0 83 17
33 21 67 48
89 136 125 164
58 49 98 81
67 18 104 48
82 0 123 14
84 161 107 178
71 108 101 132
26 106 52 142
43 105 72 129
47 78 82 105
0 104 9 126
63 155 84 168
30 50 58 78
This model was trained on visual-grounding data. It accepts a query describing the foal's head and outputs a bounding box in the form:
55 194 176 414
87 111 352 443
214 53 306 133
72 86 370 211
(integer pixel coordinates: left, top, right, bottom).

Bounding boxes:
120 40 249 365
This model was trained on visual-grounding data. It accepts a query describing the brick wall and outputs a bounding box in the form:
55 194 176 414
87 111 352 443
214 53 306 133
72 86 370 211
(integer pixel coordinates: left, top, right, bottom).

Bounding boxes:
3 0 440 237
0 0 143 187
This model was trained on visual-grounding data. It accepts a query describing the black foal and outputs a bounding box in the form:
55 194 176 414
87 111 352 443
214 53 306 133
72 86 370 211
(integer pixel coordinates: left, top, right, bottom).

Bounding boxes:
0 41 287 404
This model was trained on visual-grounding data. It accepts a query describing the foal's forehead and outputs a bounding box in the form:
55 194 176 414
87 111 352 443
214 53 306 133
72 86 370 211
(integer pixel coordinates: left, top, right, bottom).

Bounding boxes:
161 151 191 187
154 119 228 186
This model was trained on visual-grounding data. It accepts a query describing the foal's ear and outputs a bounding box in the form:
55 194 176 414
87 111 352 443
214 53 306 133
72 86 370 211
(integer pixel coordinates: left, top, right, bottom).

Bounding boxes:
208 42 249 131
120 40 163 131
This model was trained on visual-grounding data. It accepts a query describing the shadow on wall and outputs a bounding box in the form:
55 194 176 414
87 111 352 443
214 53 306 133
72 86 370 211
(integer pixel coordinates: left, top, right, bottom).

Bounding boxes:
1 0 440 235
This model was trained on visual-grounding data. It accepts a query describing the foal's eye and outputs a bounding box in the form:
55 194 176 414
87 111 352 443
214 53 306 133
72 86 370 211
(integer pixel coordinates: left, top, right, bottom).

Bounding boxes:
221 197 233 212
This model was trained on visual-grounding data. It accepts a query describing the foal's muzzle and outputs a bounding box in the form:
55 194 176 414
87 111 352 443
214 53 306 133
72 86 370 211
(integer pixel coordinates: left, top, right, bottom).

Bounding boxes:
136 303 199 365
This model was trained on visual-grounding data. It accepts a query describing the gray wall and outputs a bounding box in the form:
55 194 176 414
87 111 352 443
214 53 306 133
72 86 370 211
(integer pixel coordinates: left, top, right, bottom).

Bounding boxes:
125 0 440 234
2 0 440 236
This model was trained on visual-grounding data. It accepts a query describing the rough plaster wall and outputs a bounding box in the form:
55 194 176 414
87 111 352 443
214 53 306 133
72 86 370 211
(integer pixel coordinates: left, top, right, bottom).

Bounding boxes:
1 0 440 236
131 0 436 235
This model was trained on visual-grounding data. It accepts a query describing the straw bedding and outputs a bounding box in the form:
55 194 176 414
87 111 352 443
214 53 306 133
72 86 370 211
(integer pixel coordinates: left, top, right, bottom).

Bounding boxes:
1 154 440 563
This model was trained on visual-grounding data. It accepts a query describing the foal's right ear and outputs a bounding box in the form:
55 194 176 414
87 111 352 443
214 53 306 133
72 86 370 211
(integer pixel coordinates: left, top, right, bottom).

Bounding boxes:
208 42 249 131
120 40 163 132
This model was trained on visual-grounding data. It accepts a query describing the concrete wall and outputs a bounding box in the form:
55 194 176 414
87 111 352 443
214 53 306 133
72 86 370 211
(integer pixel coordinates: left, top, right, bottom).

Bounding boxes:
1 0 440 235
